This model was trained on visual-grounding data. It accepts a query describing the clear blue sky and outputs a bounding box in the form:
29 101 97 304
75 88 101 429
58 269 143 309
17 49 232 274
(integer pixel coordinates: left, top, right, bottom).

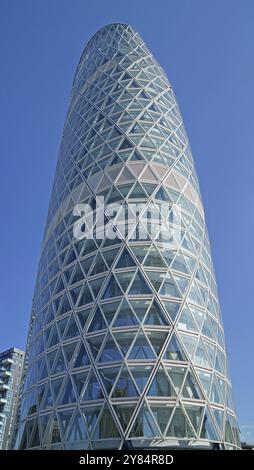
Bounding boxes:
0 0 253 441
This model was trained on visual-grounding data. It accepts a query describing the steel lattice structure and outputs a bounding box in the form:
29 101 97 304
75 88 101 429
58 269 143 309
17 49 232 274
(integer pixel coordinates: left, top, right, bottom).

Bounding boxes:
15 24 240 450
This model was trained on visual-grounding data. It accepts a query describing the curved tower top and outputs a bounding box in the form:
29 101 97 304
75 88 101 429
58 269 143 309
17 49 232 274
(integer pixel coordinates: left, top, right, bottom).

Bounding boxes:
15 24 240 450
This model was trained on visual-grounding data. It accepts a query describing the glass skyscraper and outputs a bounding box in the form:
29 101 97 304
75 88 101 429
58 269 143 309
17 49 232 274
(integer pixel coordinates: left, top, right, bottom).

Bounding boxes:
0 347 25 449
15 24 240 450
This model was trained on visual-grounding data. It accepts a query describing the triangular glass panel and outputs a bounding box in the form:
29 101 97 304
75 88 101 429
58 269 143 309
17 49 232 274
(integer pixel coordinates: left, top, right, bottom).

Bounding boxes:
159 248 175 268
102 247 120 267
210 375 224 405
72 342 89 368
46 349 58 373
112 300 138 327
154 186 171 202
119 138 133 150
63 266 75 284
51 348 66 375
165 365 186 394
58 377 76 405
128 271 152 295
128 404 160 438
80 256 94 275
90 254 107 276
171 254 189 274
166 406 195 438
29 417 40 448
51 377 63 402
174 274 190 295
115 270 134 292
178 333 198 359
162 300 181 322
143 246 167 268
93 405 120 439
200 408 220 441
70 263 84 285
129 365 153 393
110 153 123 166
148 366 175 397
47 413 61 444
38 356 48 381
225 412 236 445
98 367 119 395
202 314 214 340
185 405 204 435
116 248 136 268
76 307 91 330
163 334 187 361
146 330 168 355
190 306 204 330
72 371 87 397
40 414 51 441
86 335 104 360
187 283 203 307
57 293 72 316
45 303 55 325
81 405 101 438
181 371 202 399
89 276 106 298
100 301 120 325
66 410 87 442
47 325 60 349
177 307 198 332
87 307 107 332
144 271 164 291
130 150 143 161
129 299 151 323
69 285 82 307
65 247 77 266
81 372 103 401
159 273 181 298
212 408 224 433
37 382 47 407
62 341 78 364
144 299 170 326
63 315 80 340
114 331 136 357
197 370 212 397
42 383 53 409
112 366 139 398
128 181 147 199
57 316 69 338
58 409 73 439
149 402 174 435
98 334 122 363
130 244 149 263
193 338 210 368
113 403 137 432
128 332 156 359
77 283 93 307
102 274 122 299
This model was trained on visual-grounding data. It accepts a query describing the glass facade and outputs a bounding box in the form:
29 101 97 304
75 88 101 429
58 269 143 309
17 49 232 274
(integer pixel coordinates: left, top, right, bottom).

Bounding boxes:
0 348 25 449
15 24 240 449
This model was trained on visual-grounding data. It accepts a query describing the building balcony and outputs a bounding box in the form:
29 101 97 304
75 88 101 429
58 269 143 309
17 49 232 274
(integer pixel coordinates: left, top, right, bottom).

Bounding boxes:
0 384 9 391
0 398 7 404
0 369 12 377
1 358 14 365
0 413 5 419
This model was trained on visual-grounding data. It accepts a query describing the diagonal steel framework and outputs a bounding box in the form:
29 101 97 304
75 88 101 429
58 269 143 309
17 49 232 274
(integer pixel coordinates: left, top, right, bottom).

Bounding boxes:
15 23 240 450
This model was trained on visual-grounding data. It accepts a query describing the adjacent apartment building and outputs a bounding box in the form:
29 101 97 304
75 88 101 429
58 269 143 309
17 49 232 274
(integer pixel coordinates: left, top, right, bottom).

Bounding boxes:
0 347 25 449
15 24 240 450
